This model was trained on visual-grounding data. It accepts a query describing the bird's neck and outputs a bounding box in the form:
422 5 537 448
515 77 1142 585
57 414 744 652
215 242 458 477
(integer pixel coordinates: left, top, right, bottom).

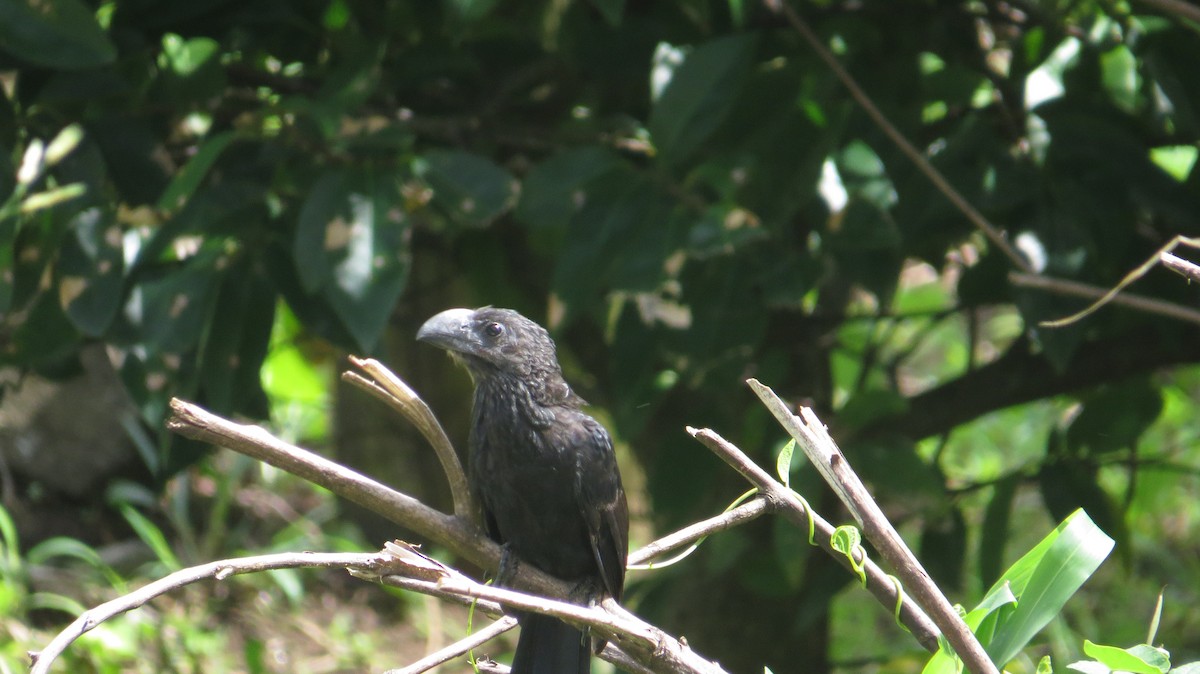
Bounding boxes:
472 371 576 430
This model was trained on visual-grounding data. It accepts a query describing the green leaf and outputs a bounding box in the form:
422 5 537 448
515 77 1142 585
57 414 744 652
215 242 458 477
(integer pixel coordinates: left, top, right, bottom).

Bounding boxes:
554 170 675 307
133 256 221 354
1081 640 1168 674
7 291 80 371
1066 380 1163 456
418 149 517 229
156 131 237 212
516 147 624 230
1149 146 1198 181
648 34 757 168
293 167 410 352
200 255 274 416
57 207 124 336
979 474 1019 589
161 33 220 77
0 0 116 69
119 505 182 572
984 509 1114 666
775 439 795 488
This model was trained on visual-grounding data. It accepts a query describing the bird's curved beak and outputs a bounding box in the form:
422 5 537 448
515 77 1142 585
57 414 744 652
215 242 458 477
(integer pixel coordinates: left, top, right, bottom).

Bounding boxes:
416 308 478 354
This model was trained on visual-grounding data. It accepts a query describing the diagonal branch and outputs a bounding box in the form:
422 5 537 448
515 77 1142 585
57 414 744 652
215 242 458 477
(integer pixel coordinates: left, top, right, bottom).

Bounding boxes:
687 426 941 653
766 0 1031 273
747 379 997 674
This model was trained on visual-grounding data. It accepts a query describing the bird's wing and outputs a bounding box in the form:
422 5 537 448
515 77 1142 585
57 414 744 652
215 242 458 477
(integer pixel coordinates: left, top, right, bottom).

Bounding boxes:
571 414 629 602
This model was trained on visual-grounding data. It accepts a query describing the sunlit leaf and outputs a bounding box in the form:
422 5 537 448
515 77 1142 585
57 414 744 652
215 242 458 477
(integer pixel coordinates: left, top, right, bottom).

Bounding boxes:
985 509 1114 666
1081 640 1168 674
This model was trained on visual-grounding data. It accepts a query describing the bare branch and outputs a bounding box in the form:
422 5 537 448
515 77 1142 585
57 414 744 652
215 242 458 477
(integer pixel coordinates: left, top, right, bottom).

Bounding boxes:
430 580 726 674
29 551 391 674
628 498 770 568
747 379 997 674
1161 251 1200 284
686 427 940 653
343 356 475 519
1010 272 1200 327
1014 234 1200 328
383 617 519 674
166 398 496 570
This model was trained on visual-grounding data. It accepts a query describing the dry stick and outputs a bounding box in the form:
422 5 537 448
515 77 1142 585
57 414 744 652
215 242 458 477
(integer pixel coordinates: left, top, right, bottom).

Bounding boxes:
687 427 941 654
344 356 475 520
767 0 1031 273
166 398 502 579
374 573 723 674
628 497 770 567
1013 234 1200 327
1009 271 1200 327
166 398 736 673
382 616 518 674
747 379 999 674
28 551 387 674
1161 251 1200 284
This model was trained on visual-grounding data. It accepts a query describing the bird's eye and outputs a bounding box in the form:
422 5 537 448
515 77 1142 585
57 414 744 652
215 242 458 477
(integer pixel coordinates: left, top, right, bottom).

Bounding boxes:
483 322 504 338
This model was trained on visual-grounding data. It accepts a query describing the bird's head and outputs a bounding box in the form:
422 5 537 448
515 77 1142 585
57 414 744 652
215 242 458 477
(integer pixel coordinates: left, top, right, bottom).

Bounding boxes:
416 307 564 385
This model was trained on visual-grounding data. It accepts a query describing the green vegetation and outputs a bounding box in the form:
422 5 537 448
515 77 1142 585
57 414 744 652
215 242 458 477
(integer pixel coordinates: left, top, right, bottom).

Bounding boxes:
4 0 1200 671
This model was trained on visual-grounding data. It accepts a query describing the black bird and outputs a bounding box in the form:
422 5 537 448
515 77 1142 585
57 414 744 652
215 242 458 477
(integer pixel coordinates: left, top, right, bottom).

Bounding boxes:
417 307 628 674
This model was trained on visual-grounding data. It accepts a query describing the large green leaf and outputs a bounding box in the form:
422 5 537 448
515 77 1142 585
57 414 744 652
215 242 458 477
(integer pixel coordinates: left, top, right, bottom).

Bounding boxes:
56 207 124 336
418 149 516 229
133 256 221 355
293 167 409 352
0 0 116 69
553 169 675 308
516 147 625 230
200 255 274 417
984 509 1114 666
648 34 757 168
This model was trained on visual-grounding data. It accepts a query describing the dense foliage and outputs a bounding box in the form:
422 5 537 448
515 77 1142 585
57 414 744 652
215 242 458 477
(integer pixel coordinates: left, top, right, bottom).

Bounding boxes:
3 0 1200 672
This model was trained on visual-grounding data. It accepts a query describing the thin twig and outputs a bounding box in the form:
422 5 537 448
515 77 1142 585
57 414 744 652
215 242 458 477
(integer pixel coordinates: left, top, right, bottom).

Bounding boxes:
166 398 497 575
29 551 391 674
1009 271 1200 327
382 617 518 674
686 427 941 653
767 0 1031 273
746 379 998 674
628 498 770 568
344 356 476 520
381 572 726 673
1161 251 1200 284
1014 234 1200 327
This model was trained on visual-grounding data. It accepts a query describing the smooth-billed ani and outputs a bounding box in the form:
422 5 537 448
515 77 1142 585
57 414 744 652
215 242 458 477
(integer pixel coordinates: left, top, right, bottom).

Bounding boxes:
417 307 628 674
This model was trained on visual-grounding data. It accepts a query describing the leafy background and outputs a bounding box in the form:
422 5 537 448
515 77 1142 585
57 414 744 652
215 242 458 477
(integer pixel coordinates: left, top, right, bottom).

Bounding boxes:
2 0 1200 672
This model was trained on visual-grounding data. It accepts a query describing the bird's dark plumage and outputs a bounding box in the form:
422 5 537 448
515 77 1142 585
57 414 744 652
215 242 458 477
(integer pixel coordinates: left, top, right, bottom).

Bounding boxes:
417 307 628 674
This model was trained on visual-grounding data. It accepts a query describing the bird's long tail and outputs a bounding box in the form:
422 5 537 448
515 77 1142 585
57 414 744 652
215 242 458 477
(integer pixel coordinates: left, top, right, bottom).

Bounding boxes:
510 613 589 674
